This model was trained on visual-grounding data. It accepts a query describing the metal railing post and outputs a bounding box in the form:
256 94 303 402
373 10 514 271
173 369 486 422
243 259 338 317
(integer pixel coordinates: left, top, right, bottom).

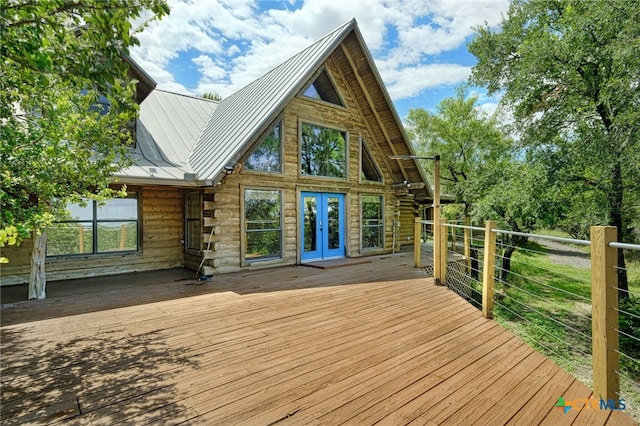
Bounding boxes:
590 226 619 401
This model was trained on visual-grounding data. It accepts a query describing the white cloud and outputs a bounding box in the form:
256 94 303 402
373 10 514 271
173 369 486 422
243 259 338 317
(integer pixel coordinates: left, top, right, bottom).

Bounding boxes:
384 63 472 99
130 0 510 104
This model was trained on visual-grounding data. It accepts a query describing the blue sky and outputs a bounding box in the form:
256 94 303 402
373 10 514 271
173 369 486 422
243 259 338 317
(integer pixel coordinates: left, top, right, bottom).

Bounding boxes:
131 0 510 119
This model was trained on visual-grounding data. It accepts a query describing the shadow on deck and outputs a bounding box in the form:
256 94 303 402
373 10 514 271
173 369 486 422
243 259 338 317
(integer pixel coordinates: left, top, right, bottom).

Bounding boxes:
0 252 633 425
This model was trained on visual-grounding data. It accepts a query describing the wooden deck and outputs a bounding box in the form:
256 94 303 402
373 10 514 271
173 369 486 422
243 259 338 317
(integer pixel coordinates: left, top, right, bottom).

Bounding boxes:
1 252 634 425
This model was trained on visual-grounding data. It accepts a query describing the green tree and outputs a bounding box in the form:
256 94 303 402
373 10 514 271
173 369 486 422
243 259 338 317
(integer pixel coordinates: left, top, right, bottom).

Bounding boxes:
1 0 169 299
470 158 561 280
406 88 509 216
201 92 223 101
407 89 560 280
469 0 640 297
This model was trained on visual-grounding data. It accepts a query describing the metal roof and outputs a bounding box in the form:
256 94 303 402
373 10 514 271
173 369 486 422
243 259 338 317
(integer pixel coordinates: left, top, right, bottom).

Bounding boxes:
116 90 218 184
188 19 357 182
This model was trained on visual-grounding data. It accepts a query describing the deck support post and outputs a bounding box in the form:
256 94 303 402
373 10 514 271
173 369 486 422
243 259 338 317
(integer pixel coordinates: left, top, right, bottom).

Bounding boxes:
482 221 497 319
414 217 422 268
590 226 620 402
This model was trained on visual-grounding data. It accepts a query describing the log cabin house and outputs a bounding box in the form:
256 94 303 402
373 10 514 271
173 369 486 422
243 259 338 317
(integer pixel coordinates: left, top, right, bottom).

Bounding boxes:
1 19 433 284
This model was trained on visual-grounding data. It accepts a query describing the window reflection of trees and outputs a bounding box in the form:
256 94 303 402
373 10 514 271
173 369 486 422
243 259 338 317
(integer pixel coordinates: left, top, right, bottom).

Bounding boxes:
245 190 282 259
245 121 281 173
362 196 383 249
301 124 346 178
304 197 317 252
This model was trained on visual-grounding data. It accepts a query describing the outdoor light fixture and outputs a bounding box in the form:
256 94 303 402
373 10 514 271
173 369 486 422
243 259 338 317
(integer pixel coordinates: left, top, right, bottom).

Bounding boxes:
223 165 235 174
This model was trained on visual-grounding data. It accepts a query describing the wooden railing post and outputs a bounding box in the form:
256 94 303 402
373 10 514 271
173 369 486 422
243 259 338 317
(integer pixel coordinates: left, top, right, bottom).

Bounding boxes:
440 219 448 286
591 226 619 402
414 217 422 268
464 216 471 274
434 220 442 285
451 226 456 252
482 221 497 319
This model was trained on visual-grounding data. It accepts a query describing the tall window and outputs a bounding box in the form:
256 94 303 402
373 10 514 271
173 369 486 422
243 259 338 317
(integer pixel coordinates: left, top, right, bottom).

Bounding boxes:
185 191 201 251
362 195 383 249
47 194 139 256
244 189 282 261
300 123 347 178
244 120 282 173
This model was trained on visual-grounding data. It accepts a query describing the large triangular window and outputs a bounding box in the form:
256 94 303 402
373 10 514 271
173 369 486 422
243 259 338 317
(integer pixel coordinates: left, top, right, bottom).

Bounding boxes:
303 69 344 106
244 120 282 173
361 140 382 182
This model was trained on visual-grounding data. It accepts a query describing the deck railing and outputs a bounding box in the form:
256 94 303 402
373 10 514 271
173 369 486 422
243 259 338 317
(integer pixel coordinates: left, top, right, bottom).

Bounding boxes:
414 219 640 406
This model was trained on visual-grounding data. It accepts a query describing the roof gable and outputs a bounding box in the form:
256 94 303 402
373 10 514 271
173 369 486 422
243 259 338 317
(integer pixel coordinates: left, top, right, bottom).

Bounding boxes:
187 19 356 181
130 18 430 197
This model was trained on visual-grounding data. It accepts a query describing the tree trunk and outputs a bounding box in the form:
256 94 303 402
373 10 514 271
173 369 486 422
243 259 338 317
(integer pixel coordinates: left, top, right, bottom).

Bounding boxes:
29 230 47 300
501 244 516 282
610 160 629 299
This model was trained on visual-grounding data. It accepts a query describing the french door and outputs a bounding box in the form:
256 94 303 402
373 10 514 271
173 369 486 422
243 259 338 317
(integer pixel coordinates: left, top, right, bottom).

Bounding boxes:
300 192 345 261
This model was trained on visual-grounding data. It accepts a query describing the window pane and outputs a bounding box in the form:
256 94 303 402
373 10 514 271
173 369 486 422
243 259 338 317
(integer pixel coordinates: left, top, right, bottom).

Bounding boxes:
47 222 93 255
361 142 382 182
186 192 201 250
187 192 201 220
303 196 317 252
64 203 93 221
362 226 383 249
246 230 281 259
303 70 343 106
97 222 138 253
98 197 137 220
244 189 282 259
186 220 201 251
362 196 383 249
245 121 281 172
48 193 140 256
327 197 340 250
301 123 346 178
362 196 383 221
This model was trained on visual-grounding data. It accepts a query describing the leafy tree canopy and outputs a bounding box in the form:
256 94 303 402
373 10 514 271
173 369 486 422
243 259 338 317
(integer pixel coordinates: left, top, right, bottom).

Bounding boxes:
1 0 169 298
469 0 640 242
1 0 170 240
468 0 639 294
406 87 510 214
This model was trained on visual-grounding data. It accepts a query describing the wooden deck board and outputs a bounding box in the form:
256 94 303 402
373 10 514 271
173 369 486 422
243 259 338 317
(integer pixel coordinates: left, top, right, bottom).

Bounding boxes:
1 252 634 425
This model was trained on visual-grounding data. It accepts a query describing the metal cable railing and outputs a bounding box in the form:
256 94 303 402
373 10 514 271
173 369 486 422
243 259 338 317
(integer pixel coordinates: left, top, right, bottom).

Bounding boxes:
418 219 640 413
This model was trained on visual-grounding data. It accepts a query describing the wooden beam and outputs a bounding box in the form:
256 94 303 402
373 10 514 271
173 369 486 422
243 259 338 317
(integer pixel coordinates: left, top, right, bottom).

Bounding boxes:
590 226 620 402
413 217 421 268
440 219 448 286
482 221 497 319
339 44 410 184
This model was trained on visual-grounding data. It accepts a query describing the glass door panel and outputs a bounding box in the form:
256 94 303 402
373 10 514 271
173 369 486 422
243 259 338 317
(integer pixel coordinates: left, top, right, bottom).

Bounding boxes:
301 192 344 261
